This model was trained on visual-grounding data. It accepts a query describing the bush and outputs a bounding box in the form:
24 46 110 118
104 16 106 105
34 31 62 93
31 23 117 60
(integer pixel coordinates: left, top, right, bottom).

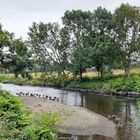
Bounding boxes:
66 75 140 93
0 90 60 140
20 112 60 140
67 80 103 89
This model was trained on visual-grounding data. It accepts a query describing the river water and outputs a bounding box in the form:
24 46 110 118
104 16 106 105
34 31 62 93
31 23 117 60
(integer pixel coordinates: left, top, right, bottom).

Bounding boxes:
0 83 140 140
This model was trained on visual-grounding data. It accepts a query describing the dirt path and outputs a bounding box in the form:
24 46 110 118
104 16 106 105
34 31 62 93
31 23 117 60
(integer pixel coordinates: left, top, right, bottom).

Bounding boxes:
21 96 116 138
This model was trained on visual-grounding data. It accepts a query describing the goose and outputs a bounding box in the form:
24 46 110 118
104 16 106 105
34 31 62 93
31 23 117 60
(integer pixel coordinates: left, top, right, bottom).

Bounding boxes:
56 98 59 102
107 115 112 120
116 122 122 130
107 114 119 120
114 117 120 124
45 95 48 99
49 96 52 100
16 93 19 96
111 115 118 119
30 93 34 96
25 92 29 96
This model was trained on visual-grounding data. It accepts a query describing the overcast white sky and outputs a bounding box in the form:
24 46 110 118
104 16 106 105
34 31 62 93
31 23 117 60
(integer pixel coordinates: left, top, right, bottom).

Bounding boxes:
0 0 139 39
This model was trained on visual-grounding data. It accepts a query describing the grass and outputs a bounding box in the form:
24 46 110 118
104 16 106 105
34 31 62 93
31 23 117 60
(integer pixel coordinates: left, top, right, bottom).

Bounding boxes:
0 73 45 86
67 74 140 92
83 67 140 78
1 68 140 92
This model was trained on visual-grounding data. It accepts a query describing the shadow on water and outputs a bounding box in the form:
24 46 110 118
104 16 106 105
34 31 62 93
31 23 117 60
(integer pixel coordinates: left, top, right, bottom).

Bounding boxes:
0 83 140 140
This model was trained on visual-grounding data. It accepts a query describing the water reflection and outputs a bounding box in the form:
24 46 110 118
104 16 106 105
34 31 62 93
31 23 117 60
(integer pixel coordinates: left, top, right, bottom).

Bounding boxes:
59 134 114 140
0 83 140 140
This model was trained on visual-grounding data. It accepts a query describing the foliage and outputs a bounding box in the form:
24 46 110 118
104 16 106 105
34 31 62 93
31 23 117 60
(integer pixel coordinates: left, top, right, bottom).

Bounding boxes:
70 45 91 80
10 39 33 78
62 10 93 80
0 24 13 70
0 90 30 139
0 74 28 85
0 90 60 140
67 80 103 89
28 22 70 84
19 112 60 140
2 72 140 93
113 3 140 76
0 3 140 81
67 75 140 93
0 3 140 92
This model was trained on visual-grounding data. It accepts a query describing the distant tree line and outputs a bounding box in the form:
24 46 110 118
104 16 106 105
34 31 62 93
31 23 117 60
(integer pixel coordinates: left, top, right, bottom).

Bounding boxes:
0 3 140 80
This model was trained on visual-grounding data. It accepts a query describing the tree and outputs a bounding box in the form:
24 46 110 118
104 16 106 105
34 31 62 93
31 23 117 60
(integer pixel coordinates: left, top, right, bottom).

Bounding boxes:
10 39 32 78
70 45 91 80
28 22 70 83
113 3 140 77
0 24 13 71
90 7 120 78
90 36 120 78
62 10 93 81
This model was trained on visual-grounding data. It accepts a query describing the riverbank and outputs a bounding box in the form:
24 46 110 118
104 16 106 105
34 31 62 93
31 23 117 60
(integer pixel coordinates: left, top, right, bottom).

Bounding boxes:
1 82 140 140
20 96 116 138
1 73 140 98
62 88 140 99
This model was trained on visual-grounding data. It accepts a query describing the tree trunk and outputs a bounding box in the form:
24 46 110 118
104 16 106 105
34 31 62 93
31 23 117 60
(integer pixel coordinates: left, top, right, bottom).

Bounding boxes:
98 71 100 78
73 72 77 80
79 65 83 81
124 53 131 77
100 64 104 78
100 68 103 78
125 67 130 77
80 70 83 81
62 70 67 80
15 73 18 78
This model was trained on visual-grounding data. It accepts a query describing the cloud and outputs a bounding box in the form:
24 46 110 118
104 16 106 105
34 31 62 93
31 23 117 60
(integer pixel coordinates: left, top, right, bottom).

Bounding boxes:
0 0 139 39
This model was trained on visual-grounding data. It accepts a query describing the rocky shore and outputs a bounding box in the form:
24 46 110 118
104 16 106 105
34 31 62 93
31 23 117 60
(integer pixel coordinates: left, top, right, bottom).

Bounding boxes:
62 88 140 99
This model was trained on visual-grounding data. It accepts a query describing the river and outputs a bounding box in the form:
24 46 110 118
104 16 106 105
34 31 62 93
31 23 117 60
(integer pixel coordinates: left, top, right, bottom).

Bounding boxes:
0 83 140 140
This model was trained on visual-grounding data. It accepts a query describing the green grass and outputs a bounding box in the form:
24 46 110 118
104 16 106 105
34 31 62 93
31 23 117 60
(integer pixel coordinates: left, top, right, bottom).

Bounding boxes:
1 71 140 92
0 74 45 86
0 73 71 87
66 80 103 89
0 74 29 85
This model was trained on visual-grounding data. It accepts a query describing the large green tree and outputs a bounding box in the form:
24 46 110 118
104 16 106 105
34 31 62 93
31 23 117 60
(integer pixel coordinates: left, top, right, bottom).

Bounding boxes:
28 22 70 80
113 3 140 77
0 24 13 71
62 10 93 80
90 7 120 78
10 39 32 78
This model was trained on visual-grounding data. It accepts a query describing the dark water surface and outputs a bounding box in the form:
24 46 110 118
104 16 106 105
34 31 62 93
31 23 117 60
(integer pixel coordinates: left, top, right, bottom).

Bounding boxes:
0 83 140 140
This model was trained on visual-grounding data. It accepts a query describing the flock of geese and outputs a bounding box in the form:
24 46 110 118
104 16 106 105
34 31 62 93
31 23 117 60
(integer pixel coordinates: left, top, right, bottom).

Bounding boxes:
16 92 61 102
107 115 122 130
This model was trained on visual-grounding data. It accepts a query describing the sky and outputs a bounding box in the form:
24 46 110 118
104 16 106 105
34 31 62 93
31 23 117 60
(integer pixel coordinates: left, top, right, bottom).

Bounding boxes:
0 0 140 39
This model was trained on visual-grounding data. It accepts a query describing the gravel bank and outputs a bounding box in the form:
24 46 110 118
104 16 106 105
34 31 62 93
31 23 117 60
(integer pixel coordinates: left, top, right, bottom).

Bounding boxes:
21 96 116 138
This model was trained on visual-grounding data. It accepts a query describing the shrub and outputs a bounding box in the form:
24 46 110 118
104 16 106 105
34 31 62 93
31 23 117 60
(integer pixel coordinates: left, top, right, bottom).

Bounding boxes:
0 90 60 140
